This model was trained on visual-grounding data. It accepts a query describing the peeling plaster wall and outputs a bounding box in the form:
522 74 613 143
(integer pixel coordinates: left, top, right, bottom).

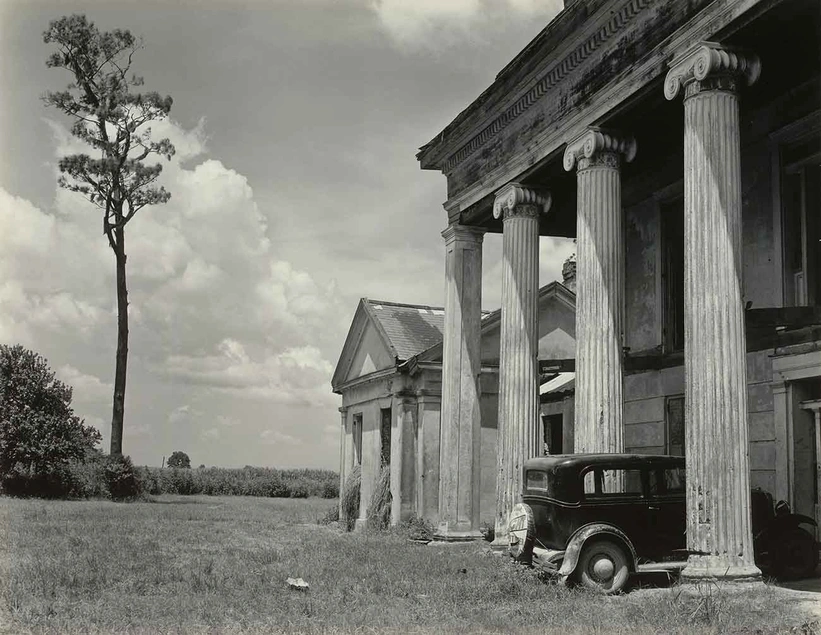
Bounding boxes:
747 350 776 493
625 198 660 354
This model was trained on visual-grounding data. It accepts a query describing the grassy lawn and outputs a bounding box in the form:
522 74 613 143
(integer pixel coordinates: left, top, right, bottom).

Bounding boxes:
0 495 816 634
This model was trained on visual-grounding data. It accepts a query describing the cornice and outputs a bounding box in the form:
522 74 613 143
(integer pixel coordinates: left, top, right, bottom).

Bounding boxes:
563 127 637 172
434 0 773 216
492 182 551 221
437 0 651 174
664 41 760 101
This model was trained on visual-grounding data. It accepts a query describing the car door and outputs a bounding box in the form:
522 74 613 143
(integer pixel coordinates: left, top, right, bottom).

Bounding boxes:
578 466 650 554
645 464 687 560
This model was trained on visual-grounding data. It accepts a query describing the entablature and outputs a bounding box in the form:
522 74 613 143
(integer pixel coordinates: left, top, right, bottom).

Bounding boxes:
419 0 778 225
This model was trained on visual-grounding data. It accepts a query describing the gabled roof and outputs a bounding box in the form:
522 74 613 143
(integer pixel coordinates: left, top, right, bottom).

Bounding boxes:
332 298 451 391
411 280 575 364
364 300 446 361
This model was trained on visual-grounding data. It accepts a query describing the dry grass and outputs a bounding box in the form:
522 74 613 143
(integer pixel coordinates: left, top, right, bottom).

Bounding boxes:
0 495 814 635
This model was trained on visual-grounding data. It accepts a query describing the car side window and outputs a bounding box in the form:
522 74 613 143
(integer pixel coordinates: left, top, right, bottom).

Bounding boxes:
649 467 686 495
583 468 643 498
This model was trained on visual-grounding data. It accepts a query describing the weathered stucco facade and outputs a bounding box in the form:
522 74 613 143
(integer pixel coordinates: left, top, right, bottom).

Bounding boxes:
414 0 820 581
332 285 576 530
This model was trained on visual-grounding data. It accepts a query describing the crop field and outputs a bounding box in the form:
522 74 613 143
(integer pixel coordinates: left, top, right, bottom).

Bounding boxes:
0 495 817 635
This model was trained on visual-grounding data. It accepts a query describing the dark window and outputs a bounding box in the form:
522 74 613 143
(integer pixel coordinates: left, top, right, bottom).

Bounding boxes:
542 414 563 455
352 413 363 466
583 468 643 497
666 395 685 457
380 407 391 466
661 197 685 353
649 467 686 495
781 134 820 307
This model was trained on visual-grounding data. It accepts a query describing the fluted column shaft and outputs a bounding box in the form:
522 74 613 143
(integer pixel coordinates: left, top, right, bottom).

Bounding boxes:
492 183 550 544
665 41 761 581
564 129 635 466
436 224 485 540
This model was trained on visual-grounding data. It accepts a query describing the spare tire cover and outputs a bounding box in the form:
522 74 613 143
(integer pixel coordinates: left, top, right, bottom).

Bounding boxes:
508 502 535 562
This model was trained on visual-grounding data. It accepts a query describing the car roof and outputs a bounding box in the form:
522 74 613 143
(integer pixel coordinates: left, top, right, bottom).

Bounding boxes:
524 453 685 472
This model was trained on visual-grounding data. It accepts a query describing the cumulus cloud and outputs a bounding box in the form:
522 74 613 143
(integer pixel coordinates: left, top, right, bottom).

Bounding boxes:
161 339 334 406
0 114 342 472
261 429 300 446
57 365 113 403
371 0 563 51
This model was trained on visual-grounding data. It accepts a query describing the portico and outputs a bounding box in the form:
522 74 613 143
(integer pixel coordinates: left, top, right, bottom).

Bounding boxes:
417 0 820 583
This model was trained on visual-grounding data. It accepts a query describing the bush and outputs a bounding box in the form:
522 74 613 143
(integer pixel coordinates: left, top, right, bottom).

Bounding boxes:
129 465 339 499
318 504 339 525
67 450 109 498
167 450 190 469
340 465 361 531
0 344 102 498
104 454 142 500
366 465 391 531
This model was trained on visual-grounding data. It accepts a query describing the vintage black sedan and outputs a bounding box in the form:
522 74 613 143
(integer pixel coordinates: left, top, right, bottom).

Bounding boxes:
507 454 819 593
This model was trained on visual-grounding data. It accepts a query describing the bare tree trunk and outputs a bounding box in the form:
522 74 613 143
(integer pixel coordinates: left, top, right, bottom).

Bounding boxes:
110 225 128 456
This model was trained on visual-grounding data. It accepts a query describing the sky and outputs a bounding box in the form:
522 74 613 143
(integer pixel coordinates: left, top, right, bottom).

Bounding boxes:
0 0 572 470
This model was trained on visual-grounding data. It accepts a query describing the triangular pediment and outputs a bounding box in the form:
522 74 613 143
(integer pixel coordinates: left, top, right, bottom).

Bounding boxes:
345 322 394 381
332 299 398 391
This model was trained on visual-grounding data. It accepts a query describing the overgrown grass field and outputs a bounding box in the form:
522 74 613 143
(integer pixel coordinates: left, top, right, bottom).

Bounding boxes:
0 495 815 634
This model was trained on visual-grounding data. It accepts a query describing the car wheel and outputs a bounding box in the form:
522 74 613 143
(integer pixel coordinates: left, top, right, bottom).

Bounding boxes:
507 503 535 564
576 539 630 594
772 527 819 581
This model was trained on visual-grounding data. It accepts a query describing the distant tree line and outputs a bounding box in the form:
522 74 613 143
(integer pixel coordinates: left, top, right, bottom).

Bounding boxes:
0 343 338 501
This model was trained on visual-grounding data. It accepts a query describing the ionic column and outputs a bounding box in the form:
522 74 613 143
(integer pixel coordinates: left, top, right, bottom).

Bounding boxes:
390 393 417 525
436 224 485 540
564 129 635 466
665 41 761 581
491 183 550 545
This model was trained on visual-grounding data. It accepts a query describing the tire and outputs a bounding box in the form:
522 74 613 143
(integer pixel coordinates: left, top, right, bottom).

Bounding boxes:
772 527 819 581
508 503 535 564
576 539 630 594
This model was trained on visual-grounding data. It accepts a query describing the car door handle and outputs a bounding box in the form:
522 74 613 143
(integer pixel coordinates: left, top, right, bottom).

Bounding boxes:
649 506 660 511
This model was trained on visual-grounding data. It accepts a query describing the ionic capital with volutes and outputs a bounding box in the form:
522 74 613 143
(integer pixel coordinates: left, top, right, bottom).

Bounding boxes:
563 127 636 172
492 182 551 221
664 41 760 101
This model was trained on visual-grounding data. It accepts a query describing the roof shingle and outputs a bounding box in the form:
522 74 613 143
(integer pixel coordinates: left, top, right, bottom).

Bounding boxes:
365 300 445 361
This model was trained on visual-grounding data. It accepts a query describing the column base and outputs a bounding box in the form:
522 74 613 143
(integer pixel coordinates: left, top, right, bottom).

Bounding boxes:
353 518 368 532
681 556 762 584
433 521 484 542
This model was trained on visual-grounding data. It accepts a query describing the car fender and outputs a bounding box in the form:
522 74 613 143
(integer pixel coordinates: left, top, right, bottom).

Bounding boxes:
771 513 818 534
558 523 638 579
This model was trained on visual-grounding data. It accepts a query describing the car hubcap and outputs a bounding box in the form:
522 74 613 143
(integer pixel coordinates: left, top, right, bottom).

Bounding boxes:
591 555 615 582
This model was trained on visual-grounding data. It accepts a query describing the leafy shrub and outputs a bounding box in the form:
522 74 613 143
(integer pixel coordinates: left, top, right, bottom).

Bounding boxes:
366 465 391 531
318 504 339 525
104 454 142 500
67 450 110 498
401 514 434 541
167 450 190 469
321 479 339 499
0 344 101 498
340 465 361 531
131 465 339 499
